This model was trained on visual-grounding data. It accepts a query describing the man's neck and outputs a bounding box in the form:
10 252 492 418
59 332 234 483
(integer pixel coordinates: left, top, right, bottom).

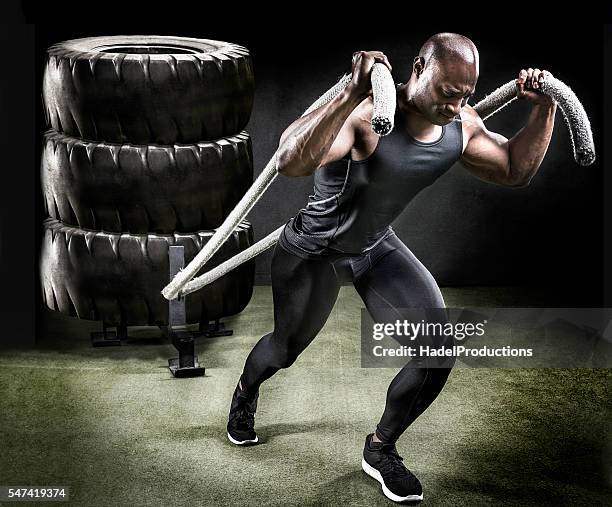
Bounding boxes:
396 83 443 143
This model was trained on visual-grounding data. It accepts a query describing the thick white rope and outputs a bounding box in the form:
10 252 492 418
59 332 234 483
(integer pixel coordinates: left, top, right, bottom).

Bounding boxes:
162 64 395 300
164 73 596 299
371 64 397 135
472 76 595 166
180 225 286 296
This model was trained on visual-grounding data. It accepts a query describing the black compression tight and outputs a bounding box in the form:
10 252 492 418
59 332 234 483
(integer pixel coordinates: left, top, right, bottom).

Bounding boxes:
240 232 456 445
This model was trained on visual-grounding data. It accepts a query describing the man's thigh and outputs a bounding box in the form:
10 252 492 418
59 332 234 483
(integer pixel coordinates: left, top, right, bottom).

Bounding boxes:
271 243 341 340
354 234 446 310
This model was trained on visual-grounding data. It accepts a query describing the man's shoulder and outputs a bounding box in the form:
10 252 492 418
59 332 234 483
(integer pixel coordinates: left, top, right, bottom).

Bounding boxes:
352 95 374 122
351 96 376 139
456 104 489 154
349 96 380 159
459 104 487 146
461 104 485 129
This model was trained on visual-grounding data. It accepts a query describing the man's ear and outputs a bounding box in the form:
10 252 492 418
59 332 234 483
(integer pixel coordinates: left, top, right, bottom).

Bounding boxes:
413 56 425 77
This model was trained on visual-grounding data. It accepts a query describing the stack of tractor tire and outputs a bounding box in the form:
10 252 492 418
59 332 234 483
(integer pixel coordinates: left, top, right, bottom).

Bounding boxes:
39 35 256 335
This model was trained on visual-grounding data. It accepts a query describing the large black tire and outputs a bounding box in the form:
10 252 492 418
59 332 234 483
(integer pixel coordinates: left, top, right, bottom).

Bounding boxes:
39 218 255 326
42 36 254 144
41 130 253 233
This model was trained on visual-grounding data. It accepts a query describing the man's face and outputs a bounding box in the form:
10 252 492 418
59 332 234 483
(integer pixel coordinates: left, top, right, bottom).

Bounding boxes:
413 58 478 126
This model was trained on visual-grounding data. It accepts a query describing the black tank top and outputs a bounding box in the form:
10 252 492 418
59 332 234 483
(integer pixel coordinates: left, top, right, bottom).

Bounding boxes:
279 108 464 259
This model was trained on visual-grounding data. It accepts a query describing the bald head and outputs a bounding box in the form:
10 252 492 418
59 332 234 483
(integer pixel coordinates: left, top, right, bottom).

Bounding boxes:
419 32 479 70
406 33 479 126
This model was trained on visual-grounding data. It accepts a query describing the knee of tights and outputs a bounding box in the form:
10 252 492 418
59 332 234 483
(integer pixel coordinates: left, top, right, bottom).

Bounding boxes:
408 353 455 371
271 347 302 370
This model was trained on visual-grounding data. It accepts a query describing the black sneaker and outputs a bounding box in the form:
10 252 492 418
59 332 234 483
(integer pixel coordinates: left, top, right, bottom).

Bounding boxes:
362 433 423 503
226 378 259 445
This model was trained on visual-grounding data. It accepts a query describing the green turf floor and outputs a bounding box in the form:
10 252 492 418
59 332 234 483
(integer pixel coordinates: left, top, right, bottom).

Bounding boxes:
1 287 610 506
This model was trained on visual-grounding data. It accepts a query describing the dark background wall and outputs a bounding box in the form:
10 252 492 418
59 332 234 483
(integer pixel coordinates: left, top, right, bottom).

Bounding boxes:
0 24 35 347
606 25 612 310
0 10 607 346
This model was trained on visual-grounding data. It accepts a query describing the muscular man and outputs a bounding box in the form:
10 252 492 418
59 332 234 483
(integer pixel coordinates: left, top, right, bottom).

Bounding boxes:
227 32 556 503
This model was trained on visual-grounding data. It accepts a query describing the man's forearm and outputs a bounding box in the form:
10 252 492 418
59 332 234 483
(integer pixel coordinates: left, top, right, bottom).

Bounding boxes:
276 89 363 177
507 101 557 185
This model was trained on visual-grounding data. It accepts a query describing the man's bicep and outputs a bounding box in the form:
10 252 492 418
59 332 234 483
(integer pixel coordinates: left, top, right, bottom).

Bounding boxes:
460 127 512 185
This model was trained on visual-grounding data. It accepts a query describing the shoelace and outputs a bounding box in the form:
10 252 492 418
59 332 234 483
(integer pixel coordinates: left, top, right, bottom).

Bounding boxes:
378 448 408 478
232 407 255 430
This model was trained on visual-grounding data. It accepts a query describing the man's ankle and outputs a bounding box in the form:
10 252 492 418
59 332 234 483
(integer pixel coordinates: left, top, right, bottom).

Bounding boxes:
238 378 256 397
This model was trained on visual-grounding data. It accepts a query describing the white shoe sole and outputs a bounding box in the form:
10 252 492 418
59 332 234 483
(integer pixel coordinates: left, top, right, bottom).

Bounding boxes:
227 432 259 445
362 457 423 503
